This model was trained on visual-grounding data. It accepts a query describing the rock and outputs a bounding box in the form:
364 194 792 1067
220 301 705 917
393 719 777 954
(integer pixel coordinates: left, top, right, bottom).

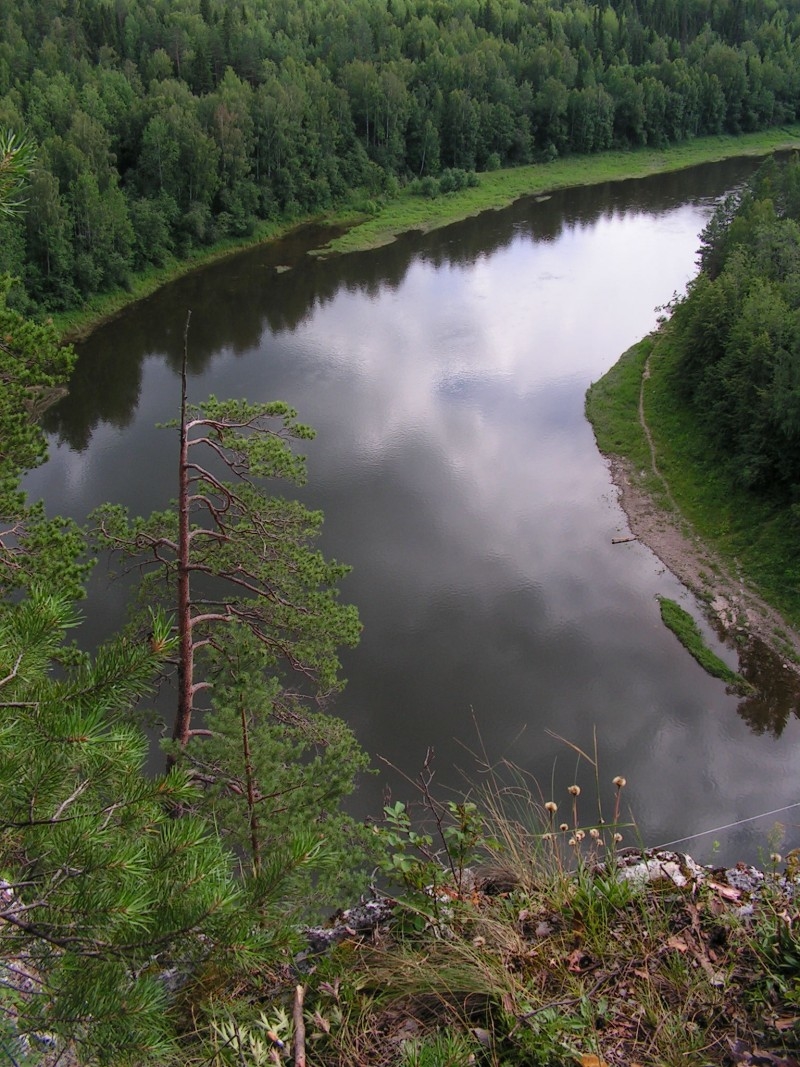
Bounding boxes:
301 895 395 958
613 849 707 888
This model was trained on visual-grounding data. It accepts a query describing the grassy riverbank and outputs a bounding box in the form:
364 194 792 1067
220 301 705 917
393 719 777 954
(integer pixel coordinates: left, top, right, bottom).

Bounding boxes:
55 126 800 343
325 125 800 255
585 337 656 489
587 328 800 648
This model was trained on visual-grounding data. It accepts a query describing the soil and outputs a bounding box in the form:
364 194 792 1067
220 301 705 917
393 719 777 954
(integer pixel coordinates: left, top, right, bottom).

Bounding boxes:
605 451 800 680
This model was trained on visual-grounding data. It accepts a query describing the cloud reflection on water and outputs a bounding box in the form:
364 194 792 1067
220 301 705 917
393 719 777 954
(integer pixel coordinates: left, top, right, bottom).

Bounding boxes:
24 165 800 864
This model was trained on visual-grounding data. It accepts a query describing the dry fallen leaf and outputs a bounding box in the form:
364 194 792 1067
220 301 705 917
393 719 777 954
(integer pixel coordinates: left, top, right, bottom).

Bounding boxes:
567 948 598 974
708 879 742 902
667 935 689 953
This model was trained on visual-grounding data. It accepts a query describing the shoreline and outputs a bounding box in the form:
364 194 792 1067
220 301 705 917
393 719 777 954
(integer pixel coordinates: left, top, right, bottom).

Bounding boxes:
56 126 800 345
600 407 800 697
56 129 800 690
323 126 800 256
587 311 800 704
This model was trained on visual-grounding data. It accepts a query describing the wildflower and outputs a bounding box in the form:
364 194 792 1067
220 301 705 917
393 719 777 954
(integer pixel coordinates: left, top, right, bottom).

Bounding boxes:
575 829 586 842
613 832 623 843
568 785 581 797
569 837 577 847
545 801 558 814
589 827 600 839
559 823 569 832
613 776 627 788
770 852 782 865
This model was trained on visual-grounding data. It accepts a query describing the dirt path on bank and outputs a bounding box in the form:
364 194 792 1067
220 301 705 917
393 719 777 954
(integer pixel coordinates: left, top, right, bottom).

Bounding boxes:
605 351 800 682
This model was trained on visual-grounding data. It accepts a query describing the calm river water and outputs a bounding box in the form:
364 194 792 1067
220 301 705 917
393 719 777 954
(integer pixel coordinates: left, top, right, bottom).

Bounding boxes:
26 157 800 864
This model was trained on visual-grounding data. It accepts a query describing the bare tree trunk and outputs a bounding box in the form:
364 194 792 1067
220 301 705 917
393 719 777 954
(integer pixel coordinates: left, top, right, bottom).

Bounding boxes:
293 985 306 1067
169 312 194 769
240 695 261 874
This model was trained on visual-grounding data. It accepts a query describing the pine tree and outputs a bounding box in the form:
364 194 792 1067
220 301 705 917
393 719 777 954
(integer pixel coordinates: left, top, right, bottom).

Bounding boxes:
0 148 278 1062
0 130 36 219
0 592 267 1063
184 625 374 909
0 276 89 600
92 323 372 912
93 323 362 768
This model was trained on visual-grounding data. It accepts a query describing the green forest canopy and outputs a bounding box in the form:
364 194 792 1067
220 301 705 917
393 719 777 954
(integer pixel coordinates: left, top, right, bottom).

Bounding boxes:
3 0 800 312
4 3 800 1058
669 154 800 503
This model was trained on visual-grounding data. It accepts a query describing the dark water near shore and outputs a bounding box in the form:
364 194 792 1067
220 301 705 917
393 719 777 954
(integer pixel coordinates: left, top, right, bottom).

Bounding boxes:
27 157 800 864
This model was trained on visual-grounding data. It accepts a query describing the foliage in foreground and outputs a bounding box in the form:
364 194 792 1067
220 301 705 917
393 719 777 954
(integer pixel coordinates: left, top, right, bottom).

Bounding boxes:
91 344 372 912
0 173 373 1057
0 274 87 599
169 757 800 1067
0 593 255 1062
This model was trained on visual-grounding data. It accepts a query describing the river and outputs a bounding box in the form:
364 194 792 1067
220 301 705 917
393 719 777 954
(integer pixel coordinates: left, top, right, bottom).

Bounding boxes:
25 157 800 865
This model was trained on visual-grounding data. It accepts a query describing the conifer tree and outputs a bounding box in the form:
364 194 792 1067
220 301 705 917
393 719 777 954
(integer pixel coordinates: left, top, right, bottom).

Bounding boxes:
92 325 373 912
94 324 362 768
0 140 278 1062
0 276 88 599
0 592 265 1063
0 130 35 219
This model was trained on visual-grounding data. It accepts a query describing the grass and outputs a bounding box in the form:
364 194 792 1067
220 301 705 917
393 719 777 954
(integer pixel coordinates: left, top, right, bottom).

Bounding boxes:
587 306 800 657
173 753 800 1067
324 126 800 256
657 595 753 693
585 336 653 473
644 331 800 631
53 125 800 343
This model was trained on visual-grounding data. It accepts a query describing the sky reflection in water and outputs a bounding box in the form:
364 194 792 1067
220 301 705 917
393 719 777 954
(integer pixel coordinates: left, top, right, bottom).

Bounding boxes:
26 170 800 864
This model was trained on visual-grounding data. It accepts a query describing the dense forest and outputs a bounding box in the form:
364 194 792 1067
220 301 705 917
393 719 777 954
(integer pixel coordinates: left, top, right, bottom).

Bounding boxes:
667 154 800 502
6 1 800 1060
3 0 800 313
